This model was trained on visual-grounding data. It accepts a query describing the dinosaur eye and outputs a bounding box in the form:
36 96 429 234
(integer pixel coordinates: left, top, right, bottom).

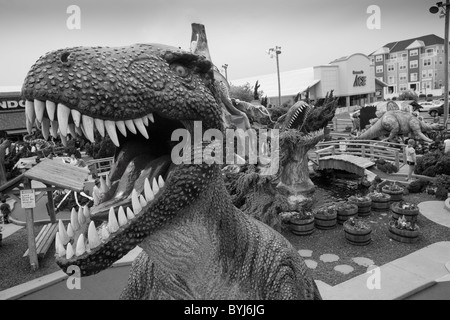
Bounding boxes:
173 65 188 77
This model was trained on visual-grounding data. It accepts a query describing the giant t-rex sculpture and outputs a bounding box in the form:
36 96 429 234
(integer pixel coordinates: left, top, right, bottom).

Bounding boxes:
357 110 442 143
21 29 321 299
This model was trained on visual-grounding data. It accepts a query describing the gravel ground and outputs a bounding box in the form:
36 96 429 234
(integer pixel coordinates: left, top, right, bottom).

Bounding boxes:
0 193 448 292
282 192 450 286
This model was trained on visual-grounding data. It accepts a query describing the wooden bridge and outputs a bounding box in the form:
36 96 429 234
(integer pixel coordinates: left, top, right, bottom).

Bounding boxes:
309 139 408 182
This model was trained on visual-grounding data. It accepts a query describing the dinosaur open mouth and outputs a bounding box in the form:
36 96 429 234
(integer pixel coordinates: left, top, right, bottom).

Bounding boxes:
23 98 186 268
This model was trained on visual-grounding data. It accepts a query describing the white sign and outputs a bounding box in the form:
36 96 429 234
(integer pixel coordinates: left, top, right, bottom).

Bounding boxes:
21 189 36 209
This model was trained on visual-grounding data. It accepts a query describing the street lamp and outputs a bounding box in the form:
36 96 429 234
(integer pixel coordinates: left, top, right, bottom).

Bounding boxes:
267 46 282 107
430 1 449 129
222 64 228 82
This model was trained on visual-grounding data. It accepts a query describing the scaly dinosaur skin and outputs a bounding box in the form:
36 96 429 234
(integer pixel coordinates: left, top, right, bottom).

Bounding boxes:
21 43 321 300
357 110 442 143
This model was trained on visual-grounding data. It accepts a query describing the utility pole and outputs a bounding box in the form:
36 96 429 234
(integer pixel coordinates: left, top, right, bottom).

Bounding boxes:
222 64 228 82
267 46 282 107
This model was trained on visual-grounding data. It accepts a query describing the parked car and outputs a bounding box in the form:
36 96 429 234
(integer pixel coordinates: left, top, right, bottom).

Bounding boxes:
428 103 448 116
418 101 439 112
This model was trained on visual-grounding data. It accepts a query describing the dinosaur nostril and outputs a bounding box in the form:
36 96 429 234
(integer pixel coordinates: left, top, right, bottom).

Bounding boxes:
60 52 71 63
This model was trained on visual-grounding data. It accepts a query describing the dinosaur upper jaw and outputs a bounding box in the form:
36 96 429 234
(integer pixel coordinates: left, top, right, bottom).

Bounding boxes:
21 96 211 276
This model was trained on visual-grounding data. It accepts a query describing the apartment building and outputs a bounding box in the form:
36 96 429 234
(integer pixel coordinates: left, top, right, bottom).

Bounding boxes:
369 34 447 98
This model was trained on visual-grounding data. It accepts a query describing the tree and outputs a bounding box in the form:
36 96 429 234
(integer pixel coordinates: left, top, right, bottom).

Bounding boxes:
398 90 418 101
229 82 264 102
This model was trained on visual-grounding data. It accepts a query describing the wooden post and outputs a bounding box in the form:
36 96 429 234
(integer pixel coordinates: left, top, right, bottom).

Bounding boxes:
395 152 400 170
24 178 39 271
361 145 366 158
46 184 56 223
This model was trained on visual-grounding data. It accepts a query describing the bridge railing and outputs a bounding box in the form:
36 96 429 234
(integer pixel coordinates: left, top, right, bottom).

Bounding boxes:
312 140 407 169
85 157 114 177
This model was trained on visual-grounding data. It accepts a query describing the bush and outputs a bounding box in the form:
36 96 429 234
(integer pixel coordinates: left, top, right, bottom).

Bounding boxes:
435 186 448 200
375 158 398 174
415 151 450 177
407 178 430 193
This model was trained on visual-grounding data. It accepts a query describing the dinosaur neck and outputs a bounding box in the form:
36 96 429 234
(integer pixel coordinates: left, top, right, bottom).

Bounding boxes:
139 166 241 277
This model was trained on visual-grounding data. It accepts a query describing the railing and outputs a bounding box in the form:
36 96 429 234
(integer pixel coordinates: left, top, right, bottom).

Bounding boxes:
85 157 114 177
311 139 407 169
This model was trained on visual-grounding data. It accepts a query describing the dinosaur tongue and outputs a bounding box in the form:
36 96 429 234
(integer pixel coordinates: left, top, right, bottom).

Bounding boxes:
90 154 171 220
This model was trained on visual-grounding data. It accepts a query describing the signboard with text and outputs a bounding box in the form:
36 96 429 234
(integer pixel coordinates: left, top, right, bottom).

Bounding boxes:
20 189 36 209
0 96 25 113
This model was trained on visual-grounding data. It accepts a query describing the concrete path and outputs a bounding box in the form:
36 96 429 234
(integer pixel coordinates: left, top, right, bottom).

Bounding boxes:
419 201 450 228
319 241 450 300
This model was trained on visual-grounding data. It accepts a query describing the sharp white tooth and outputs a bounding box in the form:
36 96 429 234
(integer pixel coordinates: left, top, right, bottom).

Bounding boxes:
118 206 127 226
101 225 110 240
83 206 90 219
100 177 108 193
126 208 135 220
41 118 50 140
68 124 77 138
75 125 83 136
88 221 101 249
139 195 147 208
34 99 45 122
158 176 165 189
71 109 81 127
142 116 149 127
94 119 105 137
35 118 42 130
58 220 70 245
105 120 120 147
124 120 137 134
60 133 68 147
70 207 80 231
106 175 111 188
66 223 74 238
133 118 149 139
50 121 58 138
93 186 100 206
152 178 159 195
144 178 154 202
25 100 35 124
57 103 71 136
46 101 56 121
55 232 66 257
66 243 74 259
116 120 127 137
82 115 95 142
75 234 86 256
78 207 85 225
147 113 155 123
26 119 33 134
131 189 142 214
108 207 119 233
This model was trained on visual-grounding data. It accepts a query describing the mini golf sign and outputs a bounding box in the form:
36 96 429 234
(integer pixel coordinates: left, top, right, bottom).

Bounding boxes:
20 189 36 209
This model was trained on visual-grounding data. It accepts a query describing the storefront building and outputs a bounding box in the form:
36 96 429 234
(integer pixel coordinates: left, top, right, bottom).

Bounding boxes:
231 53 385 108
0 86 27 140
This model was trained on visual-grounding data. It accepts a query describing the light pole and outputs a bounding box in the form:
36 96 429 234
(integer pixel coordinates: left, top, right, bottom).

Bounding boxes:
222 64 228 82
267 46 282 107
430 1 449 129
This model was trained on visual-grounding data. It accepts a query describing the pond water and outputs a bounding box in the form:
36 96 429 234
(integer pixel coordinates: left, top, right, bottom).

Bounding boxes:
311 171 369 208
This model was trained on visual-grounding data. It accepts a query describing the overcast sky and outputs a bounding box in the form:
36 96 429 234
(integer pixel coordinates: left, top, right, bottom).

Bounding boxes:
0 0 446 87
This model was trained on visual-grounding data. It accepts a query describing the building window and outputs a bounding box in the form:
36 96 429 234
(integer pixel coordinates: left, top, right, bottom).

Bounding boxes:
411 73 418 81
388 76 395 84
401 53 408 61
410 49 418 56
399 73 407 81
410 60 418 69
399 63 407 70
376 55 383 62
429 70 433 78
423 58 432 66
387 64 395 72
399 84 408 91
376 65 384 73
426 48 434 56
440 57 443 64
422 81 431 90
422 70 427 79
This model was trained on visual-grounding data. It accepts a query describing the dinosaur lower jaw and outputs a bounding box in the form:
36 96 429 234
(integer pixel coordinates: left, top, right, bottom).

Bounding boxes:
23 98 191 276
